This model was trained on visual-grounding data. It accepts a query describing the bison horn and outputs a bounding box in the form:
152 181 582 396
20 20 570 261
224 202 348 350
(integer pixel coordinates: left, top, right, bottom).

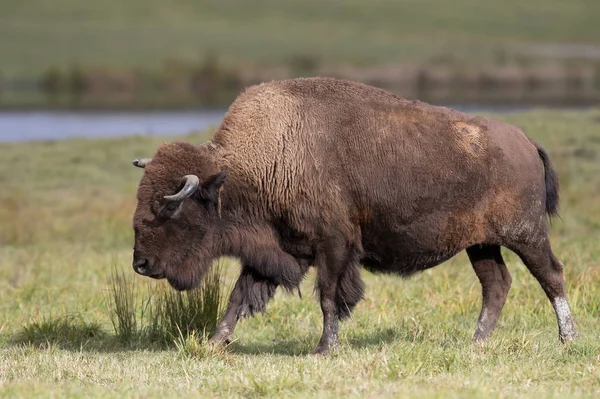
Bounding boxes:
132 158 152 168
164 175 200 201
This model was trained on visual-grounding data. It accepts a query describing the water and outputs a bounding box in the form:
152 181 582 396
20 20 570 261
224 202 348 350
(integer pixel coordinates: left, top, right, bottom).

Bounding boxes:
0 110 226 142
0 105 588 143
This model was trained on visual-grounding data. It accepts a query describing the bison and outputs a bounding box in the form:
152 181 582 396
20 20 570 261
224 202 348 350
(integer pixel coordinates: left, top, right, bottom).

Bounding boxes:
131 77 577 354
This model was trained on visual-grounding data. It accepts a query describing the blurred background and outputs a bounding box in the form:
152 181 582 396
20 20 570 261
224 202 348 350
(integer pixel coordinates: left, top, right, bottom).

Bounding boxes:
0 0 599 140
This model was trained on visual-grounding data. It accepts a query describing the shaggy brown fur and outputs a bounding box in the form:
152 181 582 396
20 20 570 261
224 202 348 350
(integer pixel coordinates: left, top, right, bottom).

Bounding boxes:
131 77 576 354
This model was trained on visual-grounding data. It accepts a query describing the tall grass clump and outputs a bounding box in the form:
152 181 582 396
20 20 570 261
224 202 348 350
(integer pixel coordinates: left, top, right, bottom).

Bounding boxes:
107 265 138 342
107 261 227 347
145 262 225 343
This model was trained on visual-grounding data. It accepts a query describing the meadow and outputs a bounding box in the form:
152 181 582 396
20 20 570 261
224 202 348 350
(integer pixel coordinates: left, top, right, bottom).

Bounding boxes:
1 108 600 397
1 0 600 75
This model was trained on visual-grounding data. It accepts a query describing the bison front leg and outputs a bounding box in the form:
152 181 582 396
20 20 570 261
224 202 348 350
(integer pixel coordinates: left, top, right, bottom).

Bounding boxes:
209 268 277 347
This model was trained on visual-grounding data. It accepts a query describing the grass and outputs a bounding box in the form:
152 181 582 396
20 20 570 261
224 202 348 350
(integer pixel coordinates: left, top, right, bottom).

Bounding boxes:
106 259 226 346
1 108 600 397
1 0 600 75
107 266 138 342
12 314 105 350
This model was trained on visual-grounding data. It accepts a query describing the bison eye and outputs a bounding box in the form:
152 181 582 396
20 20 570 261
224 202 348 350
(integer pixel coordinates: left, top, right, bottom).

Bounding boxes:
165 202 179 214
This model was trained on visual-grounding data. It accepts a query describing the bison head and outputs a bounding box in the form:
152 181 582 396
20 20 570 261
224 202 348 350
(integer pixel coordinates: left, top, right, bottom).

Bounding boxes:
131 142 226 291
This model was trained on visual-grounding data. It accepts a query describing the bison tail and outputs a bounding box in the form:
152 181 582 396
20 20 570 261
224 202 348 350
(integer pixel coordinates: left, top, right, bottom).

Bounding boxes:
535 143 560 218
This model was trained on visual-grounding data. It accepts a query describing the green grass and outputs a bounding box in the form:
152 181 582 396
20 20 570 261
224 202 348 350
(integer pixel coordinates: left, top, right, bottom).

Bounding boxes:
105 259 226 346
1 109 600 397
1 0 600 75
107 266 139 342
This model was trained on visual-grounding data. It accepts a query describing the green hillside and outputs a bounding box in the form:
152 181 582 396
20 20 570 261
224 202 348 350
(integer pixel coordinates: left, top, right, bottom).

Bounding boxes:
1 0 600 75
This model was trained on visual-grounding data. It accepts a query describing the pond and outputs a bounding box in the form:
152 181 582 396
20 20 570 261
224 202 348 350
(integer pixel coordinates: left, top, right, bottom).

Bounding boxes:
0 109 226 142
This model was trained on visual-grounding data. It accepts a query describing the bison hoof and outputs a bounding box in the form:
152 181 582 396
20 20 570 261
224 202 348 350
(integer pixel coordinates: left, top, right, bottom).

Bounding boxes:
310 346 330 356
559 330 578 344
472 330 490 343
310 341 337 356
207 334 232 348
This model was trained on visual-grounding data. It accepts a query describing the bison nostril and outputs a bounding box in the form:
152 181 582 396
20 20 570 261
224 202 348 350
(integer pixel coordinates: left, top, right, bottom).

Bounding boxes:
133 258 149 274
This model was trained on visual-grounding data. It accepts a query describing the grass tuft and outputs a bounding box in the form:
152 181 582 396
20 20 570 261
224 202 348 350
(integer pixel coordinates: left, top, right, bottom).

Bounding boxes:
145 262 225 343
107 265 138 342
13 314 104 349
174 328 227 360
106 260 226 346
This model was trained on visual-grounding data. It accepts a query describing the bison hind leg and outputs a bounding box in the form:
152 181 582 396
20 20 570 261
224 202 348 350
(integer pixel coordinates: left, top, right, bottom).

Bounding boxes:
467 244 512 341
336 261 365 320
507 240 578 342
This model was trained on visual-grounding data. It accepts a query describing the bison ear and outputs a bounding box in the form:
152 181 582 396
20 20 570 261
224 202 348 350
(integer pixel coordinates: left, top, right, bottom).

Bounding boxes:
199 170 227 203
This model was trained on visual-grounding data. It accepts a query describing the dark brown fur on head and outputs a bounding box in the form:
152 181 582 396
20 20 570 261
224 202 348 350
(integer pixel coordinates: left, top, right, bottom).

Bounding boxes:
132 142 226 290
